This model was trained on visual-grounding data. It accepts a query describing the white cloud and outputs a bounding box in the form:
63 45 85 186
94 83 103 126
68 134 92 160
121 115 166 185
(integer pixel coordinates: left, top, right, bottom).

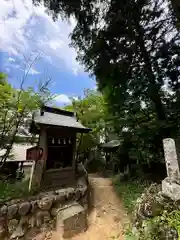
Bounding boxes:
28 68 40 75
0 0 82 74
19 66 40 75
8 57 15 62
93 84 98 90
12 64 20 69
54 94 71 104
49 40 64 50
72 96 79 101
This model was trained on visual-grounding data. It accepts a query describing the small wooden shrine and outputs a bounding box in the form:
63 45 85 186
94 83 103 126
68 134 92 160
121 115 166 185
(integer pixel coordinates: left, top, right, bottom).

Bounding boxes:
27 105 91 191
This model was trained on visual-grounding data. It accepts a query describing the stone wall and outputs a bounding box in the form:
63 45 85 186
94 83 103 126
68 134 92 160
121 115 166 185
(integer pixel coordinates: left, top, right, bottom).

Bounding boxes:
0 177 88 240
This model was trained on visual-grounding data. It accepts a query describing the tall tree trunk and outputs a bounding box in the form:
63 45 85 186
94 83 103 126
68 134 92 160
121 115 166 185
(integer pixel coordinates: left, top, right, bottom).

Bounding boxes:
170 0 180 28
133 22 171 139
134 23 166 122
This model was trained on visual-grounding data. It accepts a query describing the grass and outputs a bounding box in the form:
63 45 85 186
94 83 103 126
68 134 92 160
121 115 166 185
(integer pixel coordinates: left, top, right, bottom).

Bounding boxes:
124 231 138 240
112 176 149 239
0 180 30 201
112 175 149 213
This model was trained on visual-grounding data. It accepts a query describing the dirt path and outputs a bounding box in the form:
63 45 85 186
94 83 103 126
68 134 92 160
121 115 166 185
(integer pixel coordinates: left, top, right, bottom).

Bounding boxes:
71 174 129 240
36 174 128 240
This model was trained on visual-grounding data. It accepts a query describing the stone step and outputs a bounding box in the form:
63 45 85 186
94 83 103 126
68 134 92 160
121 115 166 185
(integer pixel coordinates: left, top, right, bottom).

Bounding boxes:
56 201 87 239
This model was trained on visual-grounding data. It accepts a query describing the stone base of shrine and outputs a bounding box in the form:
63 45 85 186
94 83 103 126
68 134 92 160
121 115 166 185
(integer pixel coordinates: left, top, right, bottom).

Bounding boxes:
162 178 180 201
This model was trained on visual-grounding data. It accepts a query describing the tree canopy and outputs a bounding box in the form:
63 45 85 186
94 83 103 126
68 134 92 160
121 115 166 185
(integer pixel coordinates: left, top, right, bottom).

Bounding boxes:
0 72 52 163
169 0 180 28
65 90 111 154
32 0 180 169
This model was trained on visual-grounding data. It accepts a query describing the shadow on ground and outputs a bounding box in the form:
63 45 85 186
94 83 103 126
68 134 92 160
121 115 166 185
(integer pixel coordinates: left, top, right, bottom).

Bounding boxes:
88 170 114 178
87 179 95 214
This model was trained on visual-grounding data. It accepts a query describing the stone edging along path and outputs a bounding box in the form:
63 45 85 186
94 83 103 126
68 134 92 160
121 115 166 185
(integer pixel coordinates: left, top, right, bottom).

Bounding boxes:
0 177 88 239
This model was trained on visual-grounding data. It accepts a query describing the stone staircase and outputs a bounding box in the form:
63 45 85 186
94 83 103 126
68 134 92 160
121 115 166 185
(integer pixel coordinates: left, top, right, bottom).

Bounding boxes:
55 201 88 238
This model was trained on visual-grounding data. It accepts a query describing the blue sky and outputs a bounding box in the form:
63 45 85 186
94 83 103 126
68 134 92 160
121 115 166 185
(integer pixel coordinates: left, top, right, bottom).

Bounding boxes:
0 0 96 106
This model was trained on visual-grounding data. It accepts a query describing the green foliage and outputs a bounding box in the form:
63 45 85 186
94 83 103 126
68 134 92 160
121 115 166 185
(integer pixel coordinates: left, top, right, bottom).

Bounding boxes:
123 188 180 240
0 72 52 162
32 0 180 170
65 89 111 154
167 210 180 235
169 0 180 28
126 209 180 240
0 180 30 200
86 156 106 173
113 176 148 213
135 209 180 240
125 229 137 240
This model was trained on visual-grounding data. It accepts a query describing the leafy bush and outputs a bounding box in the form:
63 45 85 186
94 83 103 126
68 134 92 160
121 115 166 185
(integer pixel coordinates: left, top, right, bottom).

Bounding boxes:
86 157 106 173
0 180 30 200
124 183 180 240
129 209 179 240
139 210 180 239
113 175 149 213
124 229 137 240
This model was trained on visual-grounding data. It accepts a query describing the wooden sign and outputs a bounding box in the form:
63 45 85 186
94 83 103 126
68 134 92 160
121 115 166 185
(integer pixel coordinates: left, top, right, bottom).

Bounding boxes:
26 146 43 161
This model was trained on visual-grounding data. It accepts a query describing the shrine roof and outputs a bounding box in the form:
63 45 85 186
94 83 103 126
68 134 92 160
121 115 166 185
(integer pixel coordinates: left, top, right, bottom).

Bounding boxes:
31 106 91 133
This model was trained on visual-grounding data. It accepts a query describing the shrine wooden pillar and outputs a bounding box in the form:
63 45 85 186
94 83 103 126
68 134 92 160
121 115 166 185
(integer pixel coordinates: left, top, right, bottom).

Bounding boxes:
72 133 77 171
30 127 47 192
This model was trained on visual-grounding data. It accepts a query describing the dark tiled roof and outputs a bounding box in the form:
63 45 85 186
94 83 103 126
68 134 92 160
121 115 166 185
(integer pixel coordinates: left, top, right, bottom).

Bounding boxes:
42 105 74 117
32 106 91 133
